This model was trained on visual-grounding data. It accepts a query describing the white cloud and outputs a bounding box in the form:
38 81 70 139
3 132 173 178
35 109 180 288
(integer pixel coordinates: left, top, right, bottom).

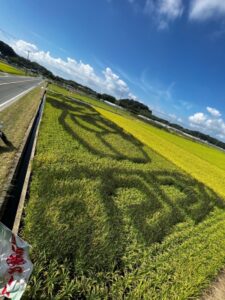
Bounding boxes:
144 0 184 29
189 108 225 141
189 112 207 124
10 39 136 99
158 0 184 20
206 106 221 117
189 0 225 21
129 0 225 26
13 39 38 53
169 113 183 123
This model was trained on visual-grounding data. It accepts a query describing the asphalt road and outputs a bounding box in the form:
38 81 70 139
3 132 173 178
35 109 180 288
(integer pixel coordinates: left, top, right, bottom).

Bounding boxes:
0 75 43 108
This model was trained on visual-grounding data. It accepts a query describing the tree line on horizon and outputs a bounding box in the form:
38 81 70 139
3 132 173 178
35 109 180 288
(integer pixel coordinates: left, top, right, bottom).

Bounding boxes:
0 40 225 150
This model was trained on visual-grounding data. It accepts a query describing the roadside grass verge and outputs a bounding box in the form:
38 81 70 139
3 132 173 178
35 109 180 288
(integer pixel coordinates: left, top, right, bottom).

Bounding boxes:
0 85 44 198
23 90 225 299
0 60 26 76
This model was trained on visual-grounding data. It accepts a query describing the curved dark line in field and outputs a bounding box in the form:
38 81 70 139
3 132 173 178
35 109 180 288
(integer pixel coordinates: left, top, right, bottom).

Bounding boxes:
38 156 224 249
48 96 151 164
73 113 116 134
45 94 225 254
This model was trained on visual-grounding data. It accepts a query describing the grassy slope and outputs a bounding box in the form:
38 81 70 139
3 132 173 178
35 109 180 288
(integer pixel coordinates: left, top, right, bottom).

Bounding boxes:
0 61 25 75
0 86 44 195
23 90 225 299
96 108 225 199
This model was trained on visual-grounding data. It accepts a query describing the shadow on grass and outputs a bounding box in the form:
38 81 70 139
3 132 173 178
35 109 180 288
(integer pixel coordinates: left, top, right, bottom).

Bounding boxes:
0 144 15 154
48 96 151 164
37 94 225 274
43 163 224 248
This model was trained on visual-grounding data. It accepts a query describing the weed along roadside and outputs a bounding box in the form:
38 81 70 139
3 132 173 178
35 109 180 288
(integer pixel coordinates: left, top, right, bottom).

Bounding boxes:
0 84 46 300
0 86 46 229
18 85 225 299
1 91 46 231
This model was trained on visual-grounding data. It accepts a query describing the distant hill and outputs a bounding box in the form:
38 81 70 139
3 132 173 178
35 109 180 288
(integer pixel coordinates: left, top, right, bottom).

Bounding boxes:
0 40 97 96
1 40 224 150
0 40 54 78
0 40 17 57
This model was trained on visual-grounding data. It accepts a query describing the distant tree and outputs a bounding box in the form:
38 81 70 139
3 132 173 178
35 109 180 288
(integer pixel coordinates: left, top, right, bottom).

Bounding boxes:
1 40 224 150
96 93 102 100
119 98 152 115
101 93 117 103
0 41 17 57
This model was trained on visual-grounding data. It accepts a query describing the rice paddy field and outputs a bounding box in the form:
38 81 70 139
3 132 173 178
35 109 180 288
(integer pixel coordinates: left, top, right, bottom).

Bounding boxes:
22 86 225 299
49 83 131 115
0 60 25 75
96 108 225 199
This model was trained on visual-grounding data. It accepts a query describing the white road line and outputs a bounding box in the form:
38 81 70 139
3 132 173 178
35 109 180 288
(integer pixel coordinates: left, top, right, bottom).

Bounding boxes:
0 85 37 110
0 79 39 86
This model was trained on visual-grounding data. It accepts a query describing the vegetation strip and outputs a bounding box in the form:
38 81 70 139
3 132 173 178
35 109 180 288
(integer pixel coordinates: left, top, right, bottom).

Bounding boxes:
1 92 46 232
0 60 26 76
22 86 225 299
0 85 45 214
12 93 46 235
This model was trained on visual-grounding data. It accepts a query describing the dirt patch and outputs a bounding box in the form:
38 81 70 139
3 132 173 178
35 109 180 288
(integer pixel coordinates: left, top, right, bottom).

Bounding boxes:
201 270 225 300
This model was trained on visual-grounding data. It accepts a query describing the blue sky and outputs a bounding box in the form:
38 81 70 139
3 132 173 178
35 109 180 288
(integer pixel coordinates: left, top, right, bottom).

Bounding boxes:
0 0 225 141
